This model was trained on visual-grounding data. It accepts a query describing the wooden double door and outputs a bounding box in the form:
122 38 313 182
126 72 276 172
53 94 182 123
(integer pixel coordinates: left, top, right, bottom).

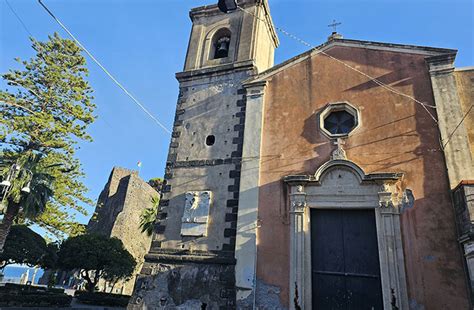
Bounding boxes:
311 209 383 310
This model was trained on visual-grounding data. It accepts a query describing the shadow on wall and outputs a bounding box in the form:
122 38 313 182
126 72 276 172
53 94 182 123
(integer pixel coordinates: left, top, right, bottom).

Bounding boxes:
254 48 468 308
88 174 131 237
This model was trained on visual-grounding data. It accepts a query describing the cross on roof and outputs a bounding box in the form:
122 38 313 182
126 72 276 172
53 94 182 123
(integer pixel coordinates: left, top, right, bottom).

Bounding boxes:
328 19 342 32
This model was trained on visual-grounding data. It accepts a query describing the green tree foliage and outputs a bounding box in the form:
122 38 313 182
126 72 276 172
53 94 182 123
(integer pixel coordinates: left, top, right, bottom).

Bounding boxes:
102 250 137 293
42 242 60 270
139 196 159 236
0 33 96 238
57 234 136 293
0 225 48 270
0 152 55 251
147 177 163 193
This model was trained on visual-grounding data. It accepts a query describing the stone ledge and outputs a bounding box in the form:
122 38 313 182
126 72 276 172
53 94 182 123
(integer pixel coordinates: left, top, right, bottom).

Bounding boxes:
176 60 256 81
167 158 240 168
145 250 236 265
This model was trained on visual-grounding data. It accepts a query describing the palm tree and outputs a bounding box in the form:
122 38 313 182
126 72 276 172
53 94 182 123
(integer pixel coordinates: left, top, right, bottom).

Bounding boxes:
0 152 54 252
139 196 159 236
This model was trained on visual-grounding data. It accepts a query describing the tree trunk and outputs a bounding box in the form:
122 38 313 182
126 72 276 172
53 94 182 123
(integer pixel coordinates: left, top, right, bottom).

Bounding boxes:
0 202 20 253
81 269 101 293
81 270 95 293
109 279 118 294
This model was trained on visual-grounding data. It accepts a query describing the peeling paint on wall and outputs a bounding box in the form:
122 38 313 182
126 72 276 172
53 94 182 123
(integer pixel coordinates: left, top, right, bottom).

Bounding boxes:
256 279 287 309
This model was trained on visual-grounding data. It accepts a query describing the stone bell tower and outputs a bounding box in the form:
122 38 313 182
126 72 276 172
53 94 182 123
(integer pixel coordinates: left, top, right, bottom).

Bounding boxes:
129 1 278 308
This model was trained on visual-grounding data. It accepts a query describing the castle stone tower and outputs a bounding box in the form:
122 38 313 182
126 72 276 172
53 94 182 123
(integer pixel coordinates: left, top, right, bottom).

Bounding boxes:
129 1 278 308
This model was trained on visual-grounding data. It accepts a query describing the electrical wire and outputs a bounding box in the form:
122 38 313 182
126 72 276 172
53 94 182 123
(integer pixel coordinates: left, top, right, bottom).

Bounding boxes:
4 0 33 37
442 104 474 149
238 5 439 124
37 0 172 135
246 4 474 149
28 1 473 149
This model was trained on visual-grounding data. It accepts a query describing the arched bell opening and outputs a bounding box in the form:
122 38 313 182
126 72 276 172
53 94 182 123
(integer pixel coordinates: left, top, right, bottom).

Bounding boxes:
211 28 231 59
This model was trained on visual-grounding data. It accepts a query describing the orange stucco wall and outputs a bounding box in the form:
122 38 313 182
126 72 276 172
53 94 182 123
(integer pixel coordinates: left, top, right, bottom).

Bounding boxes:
256 45 469 308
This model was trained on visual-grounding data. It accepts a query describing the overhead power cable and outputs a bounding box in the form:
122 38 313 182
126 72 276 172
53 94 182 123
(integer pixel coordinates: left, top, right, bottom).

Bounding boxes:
37 0 171 135
237 5 439 124
4 0 33 37
442 104 474 149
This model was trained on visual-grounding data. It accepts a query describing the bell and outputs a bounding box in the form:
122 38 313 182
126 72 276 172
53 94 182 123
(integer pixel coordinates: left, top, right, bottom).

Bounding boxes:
218 0 237 13
215 37 230 59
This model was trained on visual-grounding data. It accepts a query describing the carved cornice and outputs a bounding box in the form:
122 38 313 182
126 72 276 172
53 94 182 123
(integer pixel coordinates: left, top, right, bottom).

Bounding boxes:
176 60 256 82
426 53 457 76
283 159 403 186
243 80 267 99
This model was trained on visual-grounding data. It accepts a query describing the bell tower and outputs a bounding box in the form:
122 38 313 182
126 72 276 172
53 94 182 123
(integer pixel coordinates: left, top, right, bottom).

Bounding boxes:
184 0 278 73
129 1 278 309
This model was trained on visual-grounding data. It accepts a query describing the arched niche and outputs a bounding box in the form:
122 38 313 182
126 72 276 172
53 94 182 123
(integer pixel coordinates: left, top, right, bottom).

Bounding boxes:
210 28 231 59
199 25 236 68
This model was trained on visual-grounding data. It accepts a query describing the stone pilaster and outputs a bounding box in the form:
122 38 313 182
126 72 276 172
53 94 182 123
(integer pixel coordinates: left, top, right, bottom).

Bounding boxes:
426 54 474 189
234 81 267 307
376 183 409 310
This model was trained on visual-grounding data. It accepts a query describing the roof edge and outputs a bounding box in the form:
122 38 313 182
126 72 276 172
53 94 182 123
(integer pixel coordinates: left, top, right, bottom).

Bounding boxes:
244 38 458 85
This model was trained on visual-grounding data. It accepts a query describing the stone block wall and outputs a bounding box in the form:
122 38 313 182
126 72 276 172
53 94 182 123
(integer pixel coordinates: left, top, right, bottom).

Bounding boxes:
88 167 157 295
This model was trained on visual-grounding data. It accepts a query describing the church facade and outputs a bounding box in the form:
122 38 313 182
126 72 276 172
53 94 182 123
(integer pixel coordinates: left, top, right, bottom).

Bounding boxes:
129 0 474 309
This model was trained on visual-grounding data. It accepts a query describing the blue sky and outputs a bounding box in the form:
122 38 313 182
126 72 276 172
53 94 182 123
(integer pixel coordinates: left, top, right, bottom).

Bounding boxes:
1 0 472 227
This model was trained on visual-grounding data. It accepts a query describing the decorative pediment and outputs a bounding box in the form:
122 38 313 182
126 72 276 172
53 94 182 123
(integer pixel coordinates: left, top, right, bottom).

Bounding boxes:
284 159 403 186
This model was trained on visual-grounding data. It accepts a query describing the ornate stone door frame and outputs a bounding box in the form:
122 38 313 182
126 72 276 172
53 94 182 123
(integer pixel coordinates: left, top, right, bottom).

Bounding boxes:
284 159 409 309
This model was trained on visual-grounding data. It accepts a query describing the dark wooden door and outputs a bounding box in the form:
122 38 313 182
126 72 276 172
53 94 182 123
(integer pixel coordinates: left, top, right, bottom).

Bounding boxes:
311 209 383 310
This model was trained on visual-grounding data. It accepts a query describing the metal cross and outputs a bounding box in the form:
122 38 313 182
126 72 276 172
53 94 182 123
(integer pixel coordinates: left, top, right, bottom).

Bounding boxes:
328 19 342 32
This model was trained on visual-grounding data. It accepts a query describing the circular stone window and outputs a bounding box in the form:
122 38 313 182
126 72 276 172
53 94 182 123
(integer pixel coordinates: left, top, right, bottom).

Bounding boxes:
320 102 359 138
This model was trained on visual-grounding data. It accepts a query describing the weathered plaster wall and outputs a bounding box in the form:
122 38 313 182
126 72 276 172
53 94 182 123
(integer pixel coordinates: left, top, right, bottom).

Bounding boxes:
88 167 156 295
129 68 251 308
154 69 253 253
454 68 474 159
428 57 474 189
256 46 469 308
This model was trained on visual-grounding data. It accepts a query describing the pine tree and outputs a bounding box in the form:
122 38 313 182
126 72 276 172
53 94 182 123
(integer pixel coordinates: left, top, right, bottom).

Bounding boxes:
0 33 96 238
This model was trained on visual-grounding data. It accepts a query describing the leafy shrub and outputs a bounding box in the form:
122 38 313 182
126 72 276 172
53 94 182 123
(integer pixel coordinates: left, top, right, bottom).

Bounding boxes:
74 291 130 307
0 284 71 307
1 282 64 294
58 234 136 292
